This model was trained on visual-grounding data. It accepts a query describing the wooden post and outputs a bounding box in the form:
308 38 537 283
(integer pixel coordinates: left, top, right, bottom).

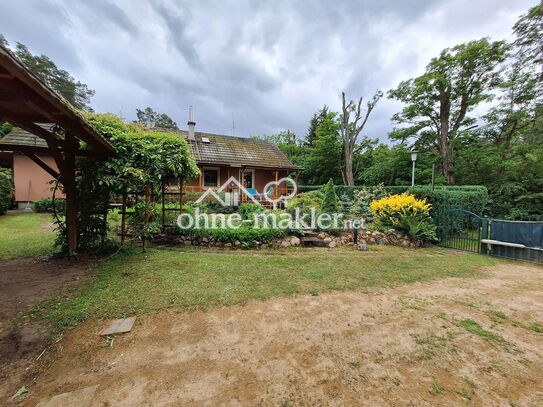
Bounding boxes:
64 138 77 256
179 178 184 214
240 167 245 203
142 183 151 251
161 182 166 231
121 192 127 243
274 170 279 201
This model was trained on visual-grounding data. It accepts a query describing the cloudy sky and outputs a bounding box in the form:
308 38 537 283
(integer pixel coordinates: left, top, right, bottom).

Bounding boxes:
0 0 537 141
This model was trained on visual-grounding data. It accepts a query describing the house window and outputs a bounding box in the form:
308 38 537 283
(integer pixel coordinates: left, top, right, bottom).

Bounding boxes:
203 168 219 187
243 170 254 189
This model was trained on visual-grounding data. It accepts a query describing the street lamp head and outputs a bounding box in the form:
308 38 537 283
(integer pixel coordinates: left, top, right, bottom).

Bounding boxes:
411 150 419 162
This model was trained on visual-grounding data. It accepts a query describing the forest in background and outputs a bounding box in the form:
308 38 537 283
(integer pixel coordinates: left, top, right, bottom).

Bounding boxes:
1 3 542 220
258 2 543 220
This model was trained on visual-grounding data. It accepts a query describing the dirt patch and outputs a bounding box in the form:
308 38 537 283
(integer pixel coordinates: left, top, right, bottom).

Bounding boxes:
5 262 542 406
0 256 97 400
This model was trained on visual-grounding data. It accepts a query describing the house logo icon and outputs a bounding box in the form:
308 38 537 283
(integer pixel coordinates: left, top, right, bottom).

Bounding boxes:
196 176 297 209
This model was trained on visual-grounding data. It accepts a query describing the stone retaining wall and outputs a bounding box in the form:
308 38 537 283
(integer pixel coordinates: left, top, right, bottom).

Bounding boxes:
154 229 423 249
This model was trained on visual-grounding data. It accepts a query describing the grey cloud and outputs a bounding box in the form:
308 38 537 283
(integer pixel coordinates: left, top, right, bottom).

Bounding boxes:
69 0 138 36
1 0 538 142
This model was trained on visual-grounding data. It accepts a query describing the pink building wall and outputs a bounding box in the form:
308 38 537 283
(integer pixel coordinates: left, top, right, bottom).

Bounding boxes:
13 153 62 202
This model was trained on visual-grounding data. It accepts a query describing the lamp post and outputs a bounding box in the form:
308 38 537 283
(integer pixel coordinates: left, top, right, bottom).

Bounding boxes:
410 150 418 186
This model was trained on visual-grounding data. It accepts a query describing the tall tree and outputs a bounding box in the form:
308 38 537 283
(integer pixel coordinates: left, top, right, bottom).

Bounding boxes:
513 1 543 87
303 112 343 185
512 1 543 141
305 106 328 147
340 91 382 185
388 38 508 184
135 107 179 130
2 37 95 111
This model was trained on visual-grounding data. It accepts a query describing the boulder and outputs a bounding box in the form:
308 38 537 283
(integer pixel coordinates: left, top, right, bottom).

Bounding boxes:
323 237 332 243
281 240 290 248
357 243 368 251
235 240 242 247
290 236 301 246
328 241 337 248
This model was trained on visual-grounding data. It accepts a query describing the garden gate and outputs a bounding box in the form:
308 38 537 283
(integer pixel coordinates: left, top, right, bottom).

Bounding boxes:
435 209 487 253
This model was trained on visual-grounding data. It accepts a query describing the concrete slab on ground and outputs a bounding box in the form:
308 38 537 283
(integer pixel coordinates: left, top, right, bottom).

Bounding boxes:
99 317 136 336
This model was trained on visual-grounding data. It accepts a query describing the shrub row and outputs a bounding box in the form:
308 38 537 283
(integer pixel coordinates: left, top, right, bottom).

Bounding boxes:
171 224 287 248
31 197 66 214
0 169 13 215
297 185 488 216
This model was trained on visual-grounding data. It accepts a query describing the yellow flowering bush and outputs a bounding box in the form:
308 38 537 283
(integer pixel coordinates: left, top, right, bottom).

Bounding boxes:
370 194 437 242
370 194 431 219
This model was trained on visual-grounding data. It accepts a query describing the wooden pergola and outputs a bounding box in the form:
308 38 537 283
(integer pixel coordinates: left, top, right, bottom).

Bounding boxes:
0 44 114 255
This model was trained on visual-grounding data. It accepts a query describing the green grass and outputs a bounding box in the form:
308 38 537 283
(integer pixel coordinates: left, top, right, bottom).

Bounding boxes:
0 210 56 259
457 319 502 340
26 245 503 329
529 322 543 333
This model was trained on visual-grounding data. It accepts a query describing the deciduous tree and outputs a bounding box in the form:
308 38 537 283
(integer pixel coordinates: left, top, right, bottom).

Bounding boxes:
135 107 179 130
340 91 382 185
388 39 508 184
2 37 95 111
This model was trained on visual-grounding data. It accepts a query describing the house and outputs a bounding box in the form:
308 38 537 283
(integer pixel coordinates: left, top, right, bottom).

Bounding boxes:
0 120 301 207
0 125 64 206
177 120 301 204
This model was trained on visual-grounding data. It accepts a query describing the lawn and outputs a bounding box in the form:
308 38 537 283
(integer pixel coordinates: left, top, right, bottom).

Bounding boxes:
0 210 56 259
30 245 504 328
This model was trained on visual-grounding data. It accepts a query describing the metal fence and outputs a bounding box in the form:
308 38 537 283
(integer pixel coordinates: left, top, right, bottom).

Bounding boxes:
436 210 543 265
436 210 483 253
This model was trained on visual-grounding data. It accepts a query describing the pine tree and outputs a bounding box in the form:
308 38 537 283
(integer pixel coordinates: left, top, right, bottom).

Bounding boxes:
320 179 340 213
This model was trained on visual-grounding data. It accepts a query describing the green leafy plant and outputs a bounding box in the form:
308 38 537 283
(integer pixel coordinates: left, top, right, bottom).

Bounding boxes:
54 113 199 253
287 190 323 216
0 169 13 216
238 203 265 220
31 197 65 214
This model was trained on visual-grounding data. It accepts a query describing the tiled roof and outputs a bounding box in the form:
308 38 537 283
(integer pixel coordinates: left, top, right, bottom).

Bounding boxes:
174 130 299 170
1 127 300 170
0 124 55 148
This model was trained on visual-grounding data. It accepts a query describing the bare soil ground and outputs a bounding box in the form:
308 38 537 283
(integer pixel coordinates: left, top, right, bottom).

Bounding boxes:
5 261 542 406
0 256 95 400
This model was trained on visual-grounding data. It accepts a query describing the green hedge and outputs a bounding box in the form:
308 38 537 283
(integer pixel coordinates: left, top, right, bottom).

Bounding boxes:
173 224 287 248
0 169 13 215
297 185 488 216
32 198 66 214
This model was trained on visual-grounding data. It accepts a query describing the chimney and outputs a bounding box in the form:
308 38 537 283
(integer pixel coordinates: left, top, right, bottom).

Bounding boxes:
188 106 195 139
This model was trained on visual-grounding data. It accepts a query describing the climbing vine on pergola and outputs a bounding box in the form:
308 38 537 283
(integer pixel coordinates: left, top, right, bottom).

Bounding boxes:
55 113 199 252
